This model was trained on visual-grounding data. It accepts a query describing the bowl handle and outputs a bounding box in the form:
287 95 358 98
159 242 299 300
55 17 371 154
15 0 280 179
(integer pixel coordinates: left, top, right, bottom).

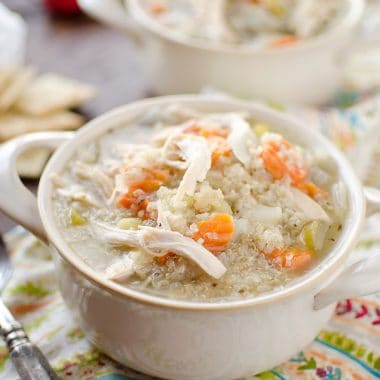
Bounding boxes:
314 187 380 310
0 132 74 243
78 0 143 44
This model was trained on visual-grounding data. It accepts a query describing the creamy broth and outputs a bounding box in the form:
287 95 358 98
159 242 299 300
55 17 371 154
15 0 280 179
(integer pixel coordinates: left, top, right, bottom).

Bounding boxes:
51 105 346 302
143 0 345 48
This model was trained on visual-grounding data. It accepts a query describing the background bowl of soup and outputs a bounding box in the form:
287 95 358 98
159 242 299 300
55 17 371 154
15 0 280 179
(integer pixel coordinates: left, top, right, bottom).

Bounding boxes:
79 0 364 105
0 96 380 380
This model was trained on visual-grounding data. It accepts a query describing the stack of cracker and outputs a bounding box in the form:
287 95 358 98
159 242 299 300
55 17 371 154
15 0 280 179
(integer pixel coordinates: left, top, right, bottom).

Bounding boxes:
0 66 96 177
0 66 95 141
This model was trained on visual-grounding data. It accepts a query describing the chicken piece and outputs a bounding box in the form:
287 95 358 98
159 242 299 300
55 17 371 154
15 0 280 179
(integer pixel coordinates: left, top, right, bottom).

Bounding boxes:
95 223 227 279
73 161 114 199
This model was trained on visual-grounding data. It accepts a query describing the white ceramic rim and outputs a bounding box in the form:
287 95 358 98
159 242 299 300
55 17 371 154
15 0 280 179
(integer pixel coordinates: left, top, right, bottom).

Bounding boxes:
38 95 365 311
128 0 364 55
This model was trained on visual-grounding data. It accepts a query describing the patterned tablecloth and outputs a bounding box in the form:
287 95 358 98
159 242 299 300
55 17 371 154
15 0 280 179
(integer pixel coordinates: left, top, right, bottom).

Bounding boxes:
1 97 380 380
2 6 380 380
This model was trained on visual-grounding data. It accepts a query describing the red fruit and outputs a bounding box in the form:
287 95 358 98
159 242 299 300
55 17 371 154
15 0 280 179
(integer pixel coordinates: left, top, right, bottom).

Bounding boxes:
44 0 81 14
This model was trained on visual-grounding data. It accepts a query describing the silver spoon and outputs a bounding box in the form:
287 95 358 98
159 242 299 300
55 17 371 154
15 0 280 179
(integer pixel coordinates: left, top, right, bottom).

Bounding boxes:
0 235 58 380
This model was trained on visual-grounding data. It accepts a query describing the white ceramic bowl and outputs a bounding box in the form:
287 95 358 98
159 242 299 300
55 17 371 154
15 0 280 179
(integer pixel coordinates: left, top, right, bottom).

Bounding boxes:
1 96 380 380
79 0 365 105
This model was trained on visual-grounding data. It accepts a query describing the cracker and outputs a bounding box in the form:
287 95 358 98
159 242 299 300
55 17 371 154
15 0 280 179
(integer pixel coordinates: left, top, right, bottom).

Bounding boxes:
0 67 35 113
0 66 18 94
15 73 96 116
0 111 85 142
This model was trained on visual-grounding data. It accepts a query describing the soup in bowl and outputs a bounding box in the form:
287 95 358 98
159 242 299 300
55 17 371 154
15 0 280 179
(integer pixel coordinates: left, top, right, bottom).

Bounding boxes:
144 0 344 48
0 96 379 380
51 103 345 302
79 0 365 104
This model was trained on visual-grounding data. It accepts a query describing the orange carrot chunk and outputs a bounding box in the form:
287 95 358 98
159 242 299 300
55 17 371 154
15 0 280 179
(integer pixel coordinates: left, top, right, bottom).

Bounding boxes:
143 167 170 182
271 35 299 48
118 191 149 219
156 252 177 265
296 181 326 198
260 139 324 197
148 2 167 14
267 248 313 271
209 136 232 166
193 213 235 255
184 124 229 139
185 124 232 166
260 145 288 180
118 167 169 219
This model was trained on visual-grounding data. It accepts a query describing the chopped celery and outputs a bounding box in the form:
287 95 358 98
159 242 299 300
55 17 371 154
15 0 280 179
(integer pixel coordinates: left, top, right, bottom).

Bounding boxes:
302 221 328 251
265 0 286 16
70 209 87 226
117 218 141 230
252 123 269 137
303 222 317 250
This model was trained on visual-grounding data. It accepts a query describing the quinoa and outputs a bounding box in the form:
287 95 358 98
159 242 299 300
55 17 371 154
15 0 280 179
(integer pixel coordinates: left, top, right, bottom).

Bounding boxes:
51 105 345 302
143 0 344 47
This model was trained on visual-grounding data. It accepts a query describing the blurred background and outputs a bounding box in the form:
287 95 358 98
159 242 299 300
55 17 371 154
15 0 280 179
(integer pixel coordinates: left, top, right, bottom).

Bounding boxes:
3 0 149 115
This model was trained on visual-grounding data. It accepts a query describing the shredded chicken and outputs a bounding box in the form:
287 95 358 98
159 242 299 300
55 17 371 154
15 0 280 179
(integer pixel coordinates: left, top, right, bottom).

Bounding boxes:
105 256 135 281
161 132 190 170
227 115 256 165
96 223 226 279
73 162 114 199
174 136 211 203
50 173 69 188
153 127 182 149
209 113 256 165
57 185 101 208
156 199 171 230
288 187 331 223
109 171 130 204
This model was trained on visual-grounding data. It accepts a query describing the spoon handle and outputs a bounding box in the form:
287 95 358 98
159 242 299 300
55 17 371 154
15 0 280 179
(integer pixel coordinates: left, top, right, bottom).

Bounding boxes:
0 301 58 380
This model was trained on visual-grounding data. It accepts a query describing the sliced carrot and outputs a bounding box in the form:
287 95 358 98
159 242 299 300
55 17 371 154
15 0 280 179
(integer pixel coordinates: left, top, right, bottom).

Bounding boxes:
291 253 313 270
193 213 234 255
129 167 169 192
118 167 169 219
130 179 161 193
209 136 232 166
271 35 299 48
260 145 288 180
289 165 308 185
184 124 229 139
185 124 231 166
118 191 150 219
267 248 313 270
267 138 291 151
269 138 307 184
155 252 177 265
261 142 324 197
296 181 327 198
148 2 167 14
260 138 315 194
143 167 170 182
